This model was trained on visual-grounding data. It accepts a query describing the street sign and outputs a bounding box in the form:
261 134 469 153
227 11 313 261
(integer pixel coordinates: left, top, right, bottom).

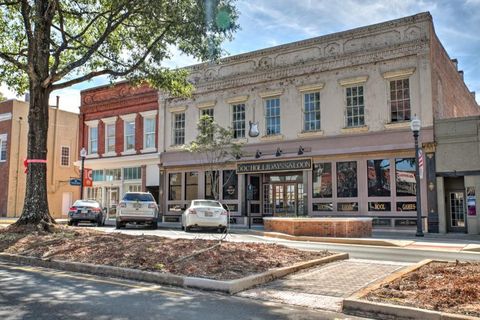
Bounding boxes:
69 178 81 186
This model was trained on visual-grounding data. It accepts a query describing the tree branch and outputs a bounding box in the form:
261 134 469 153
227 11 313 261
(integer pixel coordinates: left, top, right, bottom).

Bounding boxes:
0 52 27 71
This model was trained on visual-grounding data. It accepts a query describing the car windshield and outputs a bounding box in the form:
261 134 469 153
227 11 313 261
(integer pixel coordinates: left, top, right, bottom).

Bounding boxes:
123 193 155 202
73 200 100 208
193 200 222 208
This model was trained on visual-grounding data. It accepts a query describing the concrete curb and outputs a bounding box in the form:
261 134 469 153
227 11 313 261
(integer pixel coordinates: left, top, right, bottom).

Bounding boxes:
0 252 348 294
246 230 403 247
343 259 478 320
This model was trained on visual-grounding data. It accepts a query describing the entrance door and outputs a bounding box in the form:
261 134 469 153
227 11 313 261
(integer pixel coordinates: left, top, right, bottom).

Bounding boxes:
105 187 120 219
272 183 297 216
447 191 466 233
61 192 72 216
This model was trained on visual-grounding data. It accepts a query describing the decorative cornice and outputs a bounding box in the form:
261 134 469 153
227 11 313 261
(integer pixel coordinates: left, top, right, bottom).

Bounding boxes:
120 113 137 122
338 76 369 87
169 106 187 113
297 83 325 92
140 110 158 118
85 120 99 127
259 90 284 98
197 100 216 109
382 67 416 79
101 116 117 124
226 95 249 104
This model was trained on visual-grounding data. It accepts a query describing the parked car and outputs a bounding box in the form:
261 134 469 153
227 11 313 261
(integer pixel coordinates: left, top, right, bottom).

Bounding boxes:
67 200 106 226
181 199 228 232
116 192 158 229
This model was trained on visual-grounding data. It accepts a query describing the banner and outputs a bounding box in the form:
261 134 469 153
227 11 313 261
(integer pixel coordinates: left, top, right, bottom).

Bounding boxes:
418 149 424 179
83 168 93 187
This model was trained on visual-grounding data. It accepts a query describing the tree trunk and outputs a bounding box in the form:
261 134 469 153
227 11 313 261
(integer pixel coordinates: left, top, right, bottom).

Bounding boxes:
15 82 55 226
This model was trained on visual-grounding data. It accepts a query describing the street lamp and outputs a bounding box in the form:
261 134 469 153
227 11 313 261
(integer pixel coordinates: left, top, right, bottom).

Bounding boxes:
80 147 87 199
410 116 424 237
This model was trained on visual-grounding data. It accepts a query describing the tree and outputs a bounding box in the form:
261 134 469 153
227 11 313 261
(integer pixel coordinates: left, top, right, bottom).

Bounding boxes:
0 0 239 227
186 115 242 200
0 91 5 101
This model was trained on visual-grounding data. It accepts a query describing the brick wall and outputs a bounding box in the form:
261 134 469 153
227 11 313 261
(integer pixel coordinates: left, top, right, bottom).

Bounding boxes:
135 113 143 153
115 117 123 155
0 101 13 217
98 120 105 155
430 30 480 119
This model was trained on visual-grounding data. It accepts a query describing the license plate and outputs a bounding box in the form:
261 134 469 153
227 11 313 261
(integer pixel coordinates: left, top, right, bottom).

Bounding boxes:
81 209 88 214
205 211 213 217
134 203 141 209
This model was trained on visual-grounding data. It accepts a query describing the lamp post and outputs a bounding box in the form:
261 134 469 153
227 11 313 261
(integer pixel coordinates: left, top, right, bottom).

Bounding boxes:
410 116 424 237
80 147 87 199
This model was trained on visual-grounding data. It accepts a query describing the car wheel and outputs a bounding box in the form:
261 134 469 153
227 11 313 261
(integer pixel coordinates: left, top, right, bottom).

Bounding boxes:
151 221 158 230
115 220 123 229
220 227 227 233
185 226 191 232
67 220 73 226
73 221 79 226
181 224 185 231
97 216 103 227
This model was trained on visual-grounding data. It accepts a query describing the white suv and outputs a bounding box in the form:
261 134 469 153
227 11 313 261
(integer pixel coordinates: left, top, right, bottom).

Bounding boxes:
116 192 158 229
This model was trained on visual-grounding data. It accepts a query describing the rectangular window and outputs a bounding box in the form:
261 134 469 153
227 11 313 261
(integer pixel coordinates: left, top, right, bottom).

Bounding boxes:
312 163 332 198
123 167 141 180
205 171 219 200
60 146 70 166
232 104 246 139
106 124 116 153
265 97 280 136
337 202 359 212
390 79 411 122
127 184 142 193
144 118 156 149
173 113 185 145
201 108 214 119
312 203 333 212
367 159 391 197
168 173 182 201
337 161 358 198
345 85 365 127
86 187 102 203
303 92 321 131
185 172 198 201
92 170 104 182
223 170 238 200
395 158 416 196
89 127 98 154
0 135 7 161
124 120 135 151
105 168 121 181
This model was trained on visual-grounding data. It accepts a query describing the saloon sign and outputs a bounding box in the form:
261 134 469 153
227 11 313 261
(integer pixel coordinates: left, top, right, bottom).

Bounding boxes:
237 158 312 174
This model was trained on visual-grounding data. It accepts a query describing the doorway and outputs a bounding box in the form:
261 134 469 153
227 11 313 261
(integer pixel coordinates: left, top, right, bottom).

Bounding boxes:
445 177 467 233
262 172 304 217
61 192 72 216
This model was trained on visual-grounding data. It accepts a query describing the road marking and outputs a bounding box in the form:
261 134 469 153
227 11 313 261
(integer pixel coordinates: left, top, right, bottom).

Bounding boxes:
0 262 185 297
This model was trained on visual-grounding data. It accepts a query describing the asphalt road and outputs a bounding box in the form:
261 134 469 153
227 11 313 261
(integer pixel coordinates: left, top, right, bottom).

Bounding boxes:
96 226 480 263
0 261 367 320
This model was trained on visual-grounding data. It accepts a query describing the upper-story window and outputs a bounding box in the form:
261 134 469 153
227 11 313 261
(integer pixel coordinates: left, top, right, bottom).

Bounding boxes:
106 123 116 153
265 97 280 136
124 167 141 180
89 126 98 154
345 85 365 127
303 92 321 132
60 146 70 166
201 108 214 120
173 113 185 145
144 117 156 149
390 79 411 122
232 103 245 139
0 134 7 161
124 120 135 151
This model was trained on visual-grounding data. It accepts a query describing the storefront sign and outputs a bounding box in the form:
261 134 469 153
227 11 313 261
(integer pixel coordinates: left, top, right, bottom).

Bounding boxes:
467 187 476 216
368 202 392 212
312 203 333 212
337 202 358 212
237 158 312 174
396 202 416 212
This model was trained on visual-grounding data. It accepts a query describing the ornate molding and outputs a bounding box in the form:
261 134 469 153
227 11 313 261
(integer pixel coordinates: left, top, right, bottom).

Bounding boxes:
297 83 325 92
382 67 416 79
338 76 369 87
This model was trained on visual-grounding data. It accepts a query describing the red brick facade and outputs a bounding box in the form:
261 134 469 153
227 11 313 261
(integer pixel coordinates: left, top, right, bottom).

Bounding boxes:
79 82 159 159
0 101 13 216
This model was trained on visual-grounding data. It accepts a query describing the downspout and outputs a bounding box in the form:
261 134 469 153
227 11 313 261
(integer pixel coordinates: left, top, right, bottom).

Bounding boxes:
50 96 59 192
13 116 23 217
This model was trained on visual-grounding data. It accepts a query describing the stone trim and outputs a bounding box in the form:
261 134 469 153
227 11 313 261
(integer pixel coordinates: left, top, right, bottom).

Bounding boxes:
341 126 369 134
84 119 99 127
338 76 369 87
140 147 157 154
259 89 284 98
226 95 249 104
101 116 117 124
197 101 216 109
383 121 410 130
297 130 324 138
297 83 325 92
169 106 187 113
139 110 158 118
260 134 285 142
121 150 136 156
382 67 416 79
120 113 137 122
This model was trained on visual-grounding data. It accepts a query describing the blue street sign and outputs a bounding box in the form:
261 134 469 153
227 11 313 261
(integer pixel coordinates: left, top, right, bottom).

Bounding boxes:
70 178 82 186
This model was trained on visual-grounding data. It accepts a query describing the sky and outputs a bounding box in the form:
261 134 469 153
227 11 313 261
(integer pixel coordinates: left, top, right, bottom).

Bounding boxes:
1 0 479 112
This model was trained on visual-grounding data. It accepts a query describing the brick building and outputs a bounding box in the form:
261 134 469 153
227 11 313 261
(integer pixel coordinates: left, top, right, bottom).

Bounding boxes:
78 82 160 215
0 99 80 218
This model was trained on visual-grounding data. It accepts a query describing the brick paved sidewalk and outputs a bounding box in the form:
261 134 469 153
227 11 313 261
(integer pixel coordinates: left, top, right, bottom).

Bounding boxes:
237 259 408 312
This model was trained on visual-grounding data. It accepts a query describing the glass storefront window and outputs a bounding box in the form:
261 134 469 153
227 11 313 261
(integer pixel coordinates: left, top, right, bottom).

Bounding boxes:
92 170 104 182
223 170 238 200
86 187 102 203
395 158 416 196
168 173 182 201
124 167 141 180
205 171 219 200
126 184 142 192
105 168 121 181
313 163 332 198
337 161 358 197
312 203 333 211
367 159 391 197
185 172 198 201
250 176 260 201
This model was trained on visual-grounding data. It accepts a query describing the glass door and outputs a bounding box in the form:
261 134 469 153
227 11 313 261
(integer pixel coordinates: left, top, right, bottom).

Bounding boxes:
448 192 466 233
105 187 120 219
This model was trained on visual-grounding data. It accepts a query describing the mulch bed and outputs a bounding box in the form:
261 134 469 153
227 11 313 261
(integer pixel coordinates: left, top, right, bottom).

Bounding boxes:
0 225 332 280
365 261 480 317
